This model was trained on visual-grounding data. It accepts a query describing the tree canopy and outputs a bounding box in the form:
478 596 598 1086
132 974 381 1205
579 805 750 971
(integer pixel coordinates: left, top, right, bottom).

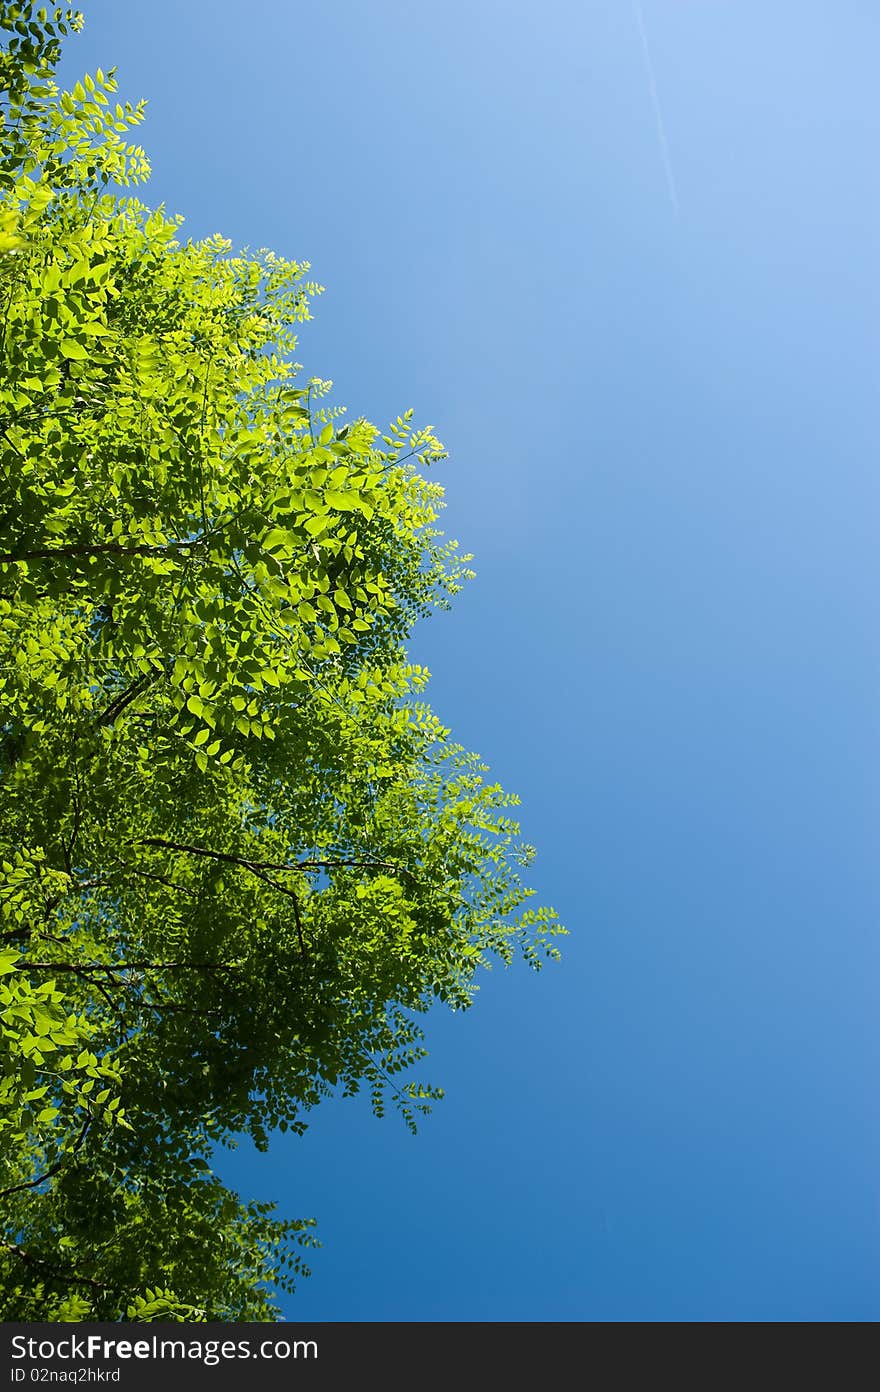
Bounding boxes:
0 3 563 1320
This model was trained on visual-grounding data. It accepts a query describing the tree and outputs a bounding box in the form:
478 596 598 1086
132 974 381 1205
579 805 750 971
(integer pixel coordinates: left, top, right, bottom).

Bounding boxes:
0 3 563 1320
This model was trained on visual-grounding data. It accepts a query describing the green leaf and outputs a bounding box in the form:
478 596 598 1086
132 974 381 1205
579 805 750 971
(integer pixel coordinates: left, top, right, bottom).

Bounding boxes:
59 338 90 360
325 490 358 512
263 527 297 554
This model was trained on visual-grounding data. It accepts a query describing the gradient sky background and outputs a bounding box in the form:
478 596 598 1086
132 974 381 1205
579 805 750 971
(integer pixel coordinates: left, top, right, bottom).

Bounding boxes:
61 2 878 1320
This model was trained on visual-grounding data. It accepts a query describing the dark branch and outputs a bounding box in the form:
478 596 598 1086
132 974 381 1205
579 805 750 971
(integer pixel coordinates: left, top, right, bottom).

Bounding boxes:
96 671 159 728
136 837 309 958
137 837 406 879
0 1116 91 1199
0 1239 110 1293
137 837 264 871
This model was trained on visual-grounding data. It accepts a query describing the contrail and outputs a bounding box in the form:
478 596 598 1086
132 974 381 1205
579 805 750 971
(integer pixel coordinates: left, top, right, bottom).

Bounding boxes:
633 1 680 217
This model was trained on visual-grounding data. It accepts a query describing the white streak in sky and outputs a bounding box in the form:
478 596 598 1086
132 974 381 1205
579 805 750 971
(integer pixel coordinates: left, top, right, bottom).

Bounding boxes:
633 1 680 217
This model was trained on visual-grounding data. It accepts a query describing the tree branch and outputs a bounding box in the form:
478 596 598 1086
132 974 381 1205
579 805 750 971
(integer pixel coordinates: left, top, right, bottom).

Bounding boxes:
297 857 409 876
21 960 238 973
137 837 406 879
0 539 204 565
0 1115 91 1199
0 1239 110 1293
112 862 197 897
95 671 159 728
136 838 310 958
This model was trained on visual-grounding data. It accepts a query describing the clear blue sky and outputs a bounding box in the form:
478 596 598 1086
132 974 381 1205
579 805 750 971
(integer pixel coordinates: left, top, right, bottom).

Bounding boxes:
63 2 879 1320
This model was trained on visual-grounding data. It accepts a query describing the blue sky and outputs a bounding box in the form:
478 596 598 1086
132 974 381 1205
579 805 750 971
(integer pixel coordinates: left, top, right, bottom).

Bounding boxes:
63 2 879 1320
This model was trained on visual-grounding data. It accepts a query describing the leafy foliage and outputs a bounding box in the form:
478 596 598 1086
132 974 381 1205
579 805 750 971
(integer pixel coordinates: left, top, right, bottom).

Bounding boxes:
0 3 564 1319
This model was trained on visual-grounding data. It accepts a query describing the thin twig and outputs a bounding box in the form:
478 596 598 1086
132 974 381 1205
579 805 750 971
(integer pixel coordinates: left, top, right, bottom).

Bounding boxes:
21 960 237 973
138 837 405 878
